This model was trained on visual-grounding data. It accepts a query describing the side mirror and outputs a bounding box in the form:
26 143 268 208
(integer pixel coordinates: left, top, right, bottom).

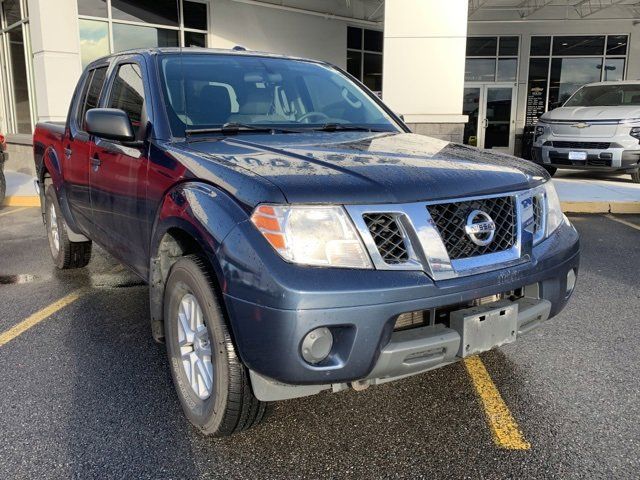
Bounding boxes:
85 108 135 142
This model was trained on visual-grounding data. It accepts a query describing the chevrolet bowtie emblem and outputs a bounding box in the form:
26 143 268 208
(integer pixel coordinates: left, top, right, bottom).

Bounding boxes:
573 122 590 129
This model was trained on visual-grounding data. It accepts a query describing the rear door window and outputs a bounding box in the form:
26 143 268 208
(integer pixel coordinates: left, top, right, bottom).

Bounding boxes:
108 63 146 136
78 66 108 131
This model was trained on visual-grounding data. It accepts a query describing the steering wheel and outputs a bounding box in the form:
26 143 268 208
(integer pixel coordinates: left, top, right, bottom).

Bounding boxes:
298 111 330 124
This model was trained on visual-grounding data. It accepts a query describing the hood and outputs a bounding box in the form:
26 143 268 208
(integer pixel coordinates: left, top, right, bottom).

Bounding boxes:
542 105 640 122
179 132 546 205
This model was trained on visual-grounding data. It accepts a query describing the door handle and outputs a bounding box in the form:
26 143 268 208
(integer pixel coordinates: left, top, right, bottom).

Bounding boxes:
90 155 102 169
483 118 489 129
64 147 72 159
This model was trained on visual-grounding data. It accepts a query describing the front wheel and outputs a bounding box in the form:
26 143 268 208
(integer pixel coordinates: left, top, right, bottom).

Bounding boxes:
631 170 640 184
164 255 266 436
44 184 92 269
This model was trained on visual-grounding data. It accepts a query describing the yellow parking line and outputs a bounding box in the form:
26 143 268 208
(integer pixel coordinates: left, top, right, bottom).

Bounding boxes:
605 214 640 231
0 289 85 347
463 356 531 450
0 206 29 218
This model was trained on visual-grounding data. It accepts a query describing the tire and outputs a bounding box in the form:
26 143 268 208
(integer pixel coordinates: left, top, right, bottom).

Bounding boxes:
44 184 92 269
0 171 5 205
543 166 557 177
631 170 640 184
164 255 266 436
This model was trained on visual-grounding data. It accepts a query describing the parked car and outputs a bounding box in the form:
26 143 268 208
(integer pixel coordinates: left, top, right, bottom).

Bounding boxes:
0 133 7 204
532 80 640 183
33 48 580 437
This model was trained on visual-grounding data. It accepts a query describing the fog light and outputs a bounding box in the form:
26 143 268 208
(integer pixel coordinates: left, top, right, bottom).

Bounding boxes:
301 327 333 364
566 269 577 296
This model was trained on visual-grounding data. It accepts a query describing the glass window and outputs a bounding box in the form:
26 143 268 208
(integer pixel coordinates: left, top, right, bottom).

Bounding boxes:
111 0 179 27
113 23 179 52
183 1 207 30
552 36 605 56
363 53 382 92
79 19 110 68
606 35 628 56
465 58 495 82
497 58 517 82
159 54 400 136
184 31 206 48
364 30 383 52
499 36 519 56
347 26 362 50
602 58 625 82
548 57 603 106
77 0 108 18
525 58 549 126
7 26 31 133
109 64 145 135
530 36 550 56
80 66 108 129
2 0 22 27
466 37 497 57
346 50 362 80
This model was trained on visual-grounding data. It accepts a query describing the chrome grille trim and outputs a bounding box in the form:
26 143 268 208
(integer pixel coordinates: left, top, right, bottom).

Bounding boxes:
346 186 547 281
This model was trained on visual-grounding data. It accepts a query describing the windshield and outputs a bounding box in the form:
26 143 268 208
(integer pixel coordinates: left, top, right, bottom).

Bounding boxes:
564 84 640 107
159 53 400 136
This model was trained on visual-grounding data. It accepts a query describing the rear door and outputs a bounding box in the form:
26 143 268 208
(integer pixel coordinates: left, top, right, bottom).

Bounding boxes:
89 56 151 275
64 65 108 233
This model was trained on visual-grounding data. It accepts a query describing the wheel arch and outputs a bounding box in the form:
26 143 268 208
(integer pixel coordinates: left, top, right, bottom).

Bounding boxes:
148 181 249 342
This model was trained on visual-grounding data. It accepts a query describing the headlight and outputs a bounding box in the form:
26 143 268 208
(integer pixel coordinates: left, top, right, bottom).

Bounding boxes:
630 126 640 141
544 181 564 237
250 205 373 269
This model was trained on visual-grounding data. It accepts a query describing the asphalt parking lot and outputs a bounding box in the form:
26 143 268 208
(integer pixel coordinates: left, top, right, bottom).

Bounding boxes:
0 207 638 479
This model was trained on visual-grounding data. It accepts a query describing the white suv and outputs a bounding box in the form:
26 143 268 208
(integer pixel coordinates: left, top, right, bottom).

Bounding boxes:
532 81 640 183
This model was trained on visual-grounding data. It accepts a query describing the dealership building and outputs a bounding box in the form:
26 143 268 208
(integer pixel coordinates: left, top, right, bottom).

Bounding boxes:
2 0 639 173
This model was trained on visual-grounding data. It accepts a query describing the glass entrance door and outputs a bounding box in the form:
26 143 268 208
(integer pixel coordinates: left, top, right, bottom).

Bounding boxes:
463 84 516 153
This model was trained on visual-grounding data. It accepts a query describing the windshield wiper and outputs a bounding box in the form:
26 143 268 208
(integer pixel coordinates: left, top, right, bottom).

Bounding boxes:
185 123 301 137
308 123 389 133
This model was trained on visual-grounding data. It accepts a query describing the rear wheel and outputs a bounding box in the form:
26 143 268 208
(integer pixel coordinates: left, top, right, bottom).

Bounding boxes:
164 255 266 436
631 170 640 184
543 166 557 177
44 184 92 269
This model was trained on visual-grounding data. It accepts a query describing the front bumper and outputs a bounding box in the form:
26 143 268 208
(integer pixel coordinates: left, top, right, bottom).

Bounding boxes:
219 219 580 398
532 144 640 172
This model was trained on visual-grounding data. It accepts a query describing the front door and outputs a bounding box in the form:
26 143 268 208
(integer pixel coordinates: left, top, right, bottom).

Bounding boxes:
90 58 151 276
463 84 516 153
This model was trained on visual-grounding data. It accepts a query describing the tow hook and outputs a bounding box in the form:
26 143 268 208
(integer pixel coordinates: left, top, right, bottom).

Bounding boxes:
350 380 370 392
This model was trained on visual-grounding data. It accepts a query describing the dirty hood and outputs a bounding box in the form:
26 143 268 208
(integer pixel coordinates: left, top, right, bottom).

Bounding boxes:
182 132 546 205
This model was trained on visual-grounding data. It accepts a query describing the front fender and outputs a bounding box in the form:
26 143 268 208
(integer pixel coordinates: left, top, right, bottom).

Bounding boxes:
148 181 249 340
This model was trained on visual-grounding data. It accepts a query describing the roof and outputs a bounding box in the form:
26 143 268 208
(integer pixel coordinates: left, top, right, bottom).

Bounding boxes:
582 80 640 87
86 47 319 69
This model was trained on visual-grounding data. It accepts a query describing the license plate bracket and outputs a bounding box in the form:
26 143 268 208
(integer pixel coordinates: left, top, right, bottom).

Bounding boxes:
568 151 587 161
450 301 518 358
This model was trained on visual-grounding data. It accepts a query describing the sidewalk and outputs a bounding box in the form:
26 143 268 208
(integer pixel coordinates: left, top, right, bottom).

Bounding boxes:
553 170 640 213
2 171 39 207
2 169 640 213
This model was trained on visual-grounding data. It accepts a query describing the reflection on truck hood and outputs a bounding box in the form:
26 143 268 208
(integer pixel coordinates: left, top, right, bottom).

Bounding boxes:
178 132 546 205
542 106 640 122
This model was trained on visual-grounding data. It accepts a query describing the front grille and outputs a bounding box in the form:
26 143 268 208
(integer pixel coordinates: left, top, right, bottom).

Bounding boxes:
552 141 610 149
362 213 409 264
427 197 516 260
532 195 543 235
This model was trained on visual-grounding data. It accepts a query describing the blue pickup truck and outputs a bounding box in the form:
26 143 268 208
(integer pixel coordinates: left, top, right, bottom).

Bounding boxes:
33 48 580 437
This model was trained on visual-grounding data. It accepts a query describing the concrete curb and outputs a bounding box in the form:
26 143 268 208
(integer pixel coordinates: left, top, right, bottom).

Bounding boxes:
2 196 41 207
560 201 640 214
2 196 639 214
